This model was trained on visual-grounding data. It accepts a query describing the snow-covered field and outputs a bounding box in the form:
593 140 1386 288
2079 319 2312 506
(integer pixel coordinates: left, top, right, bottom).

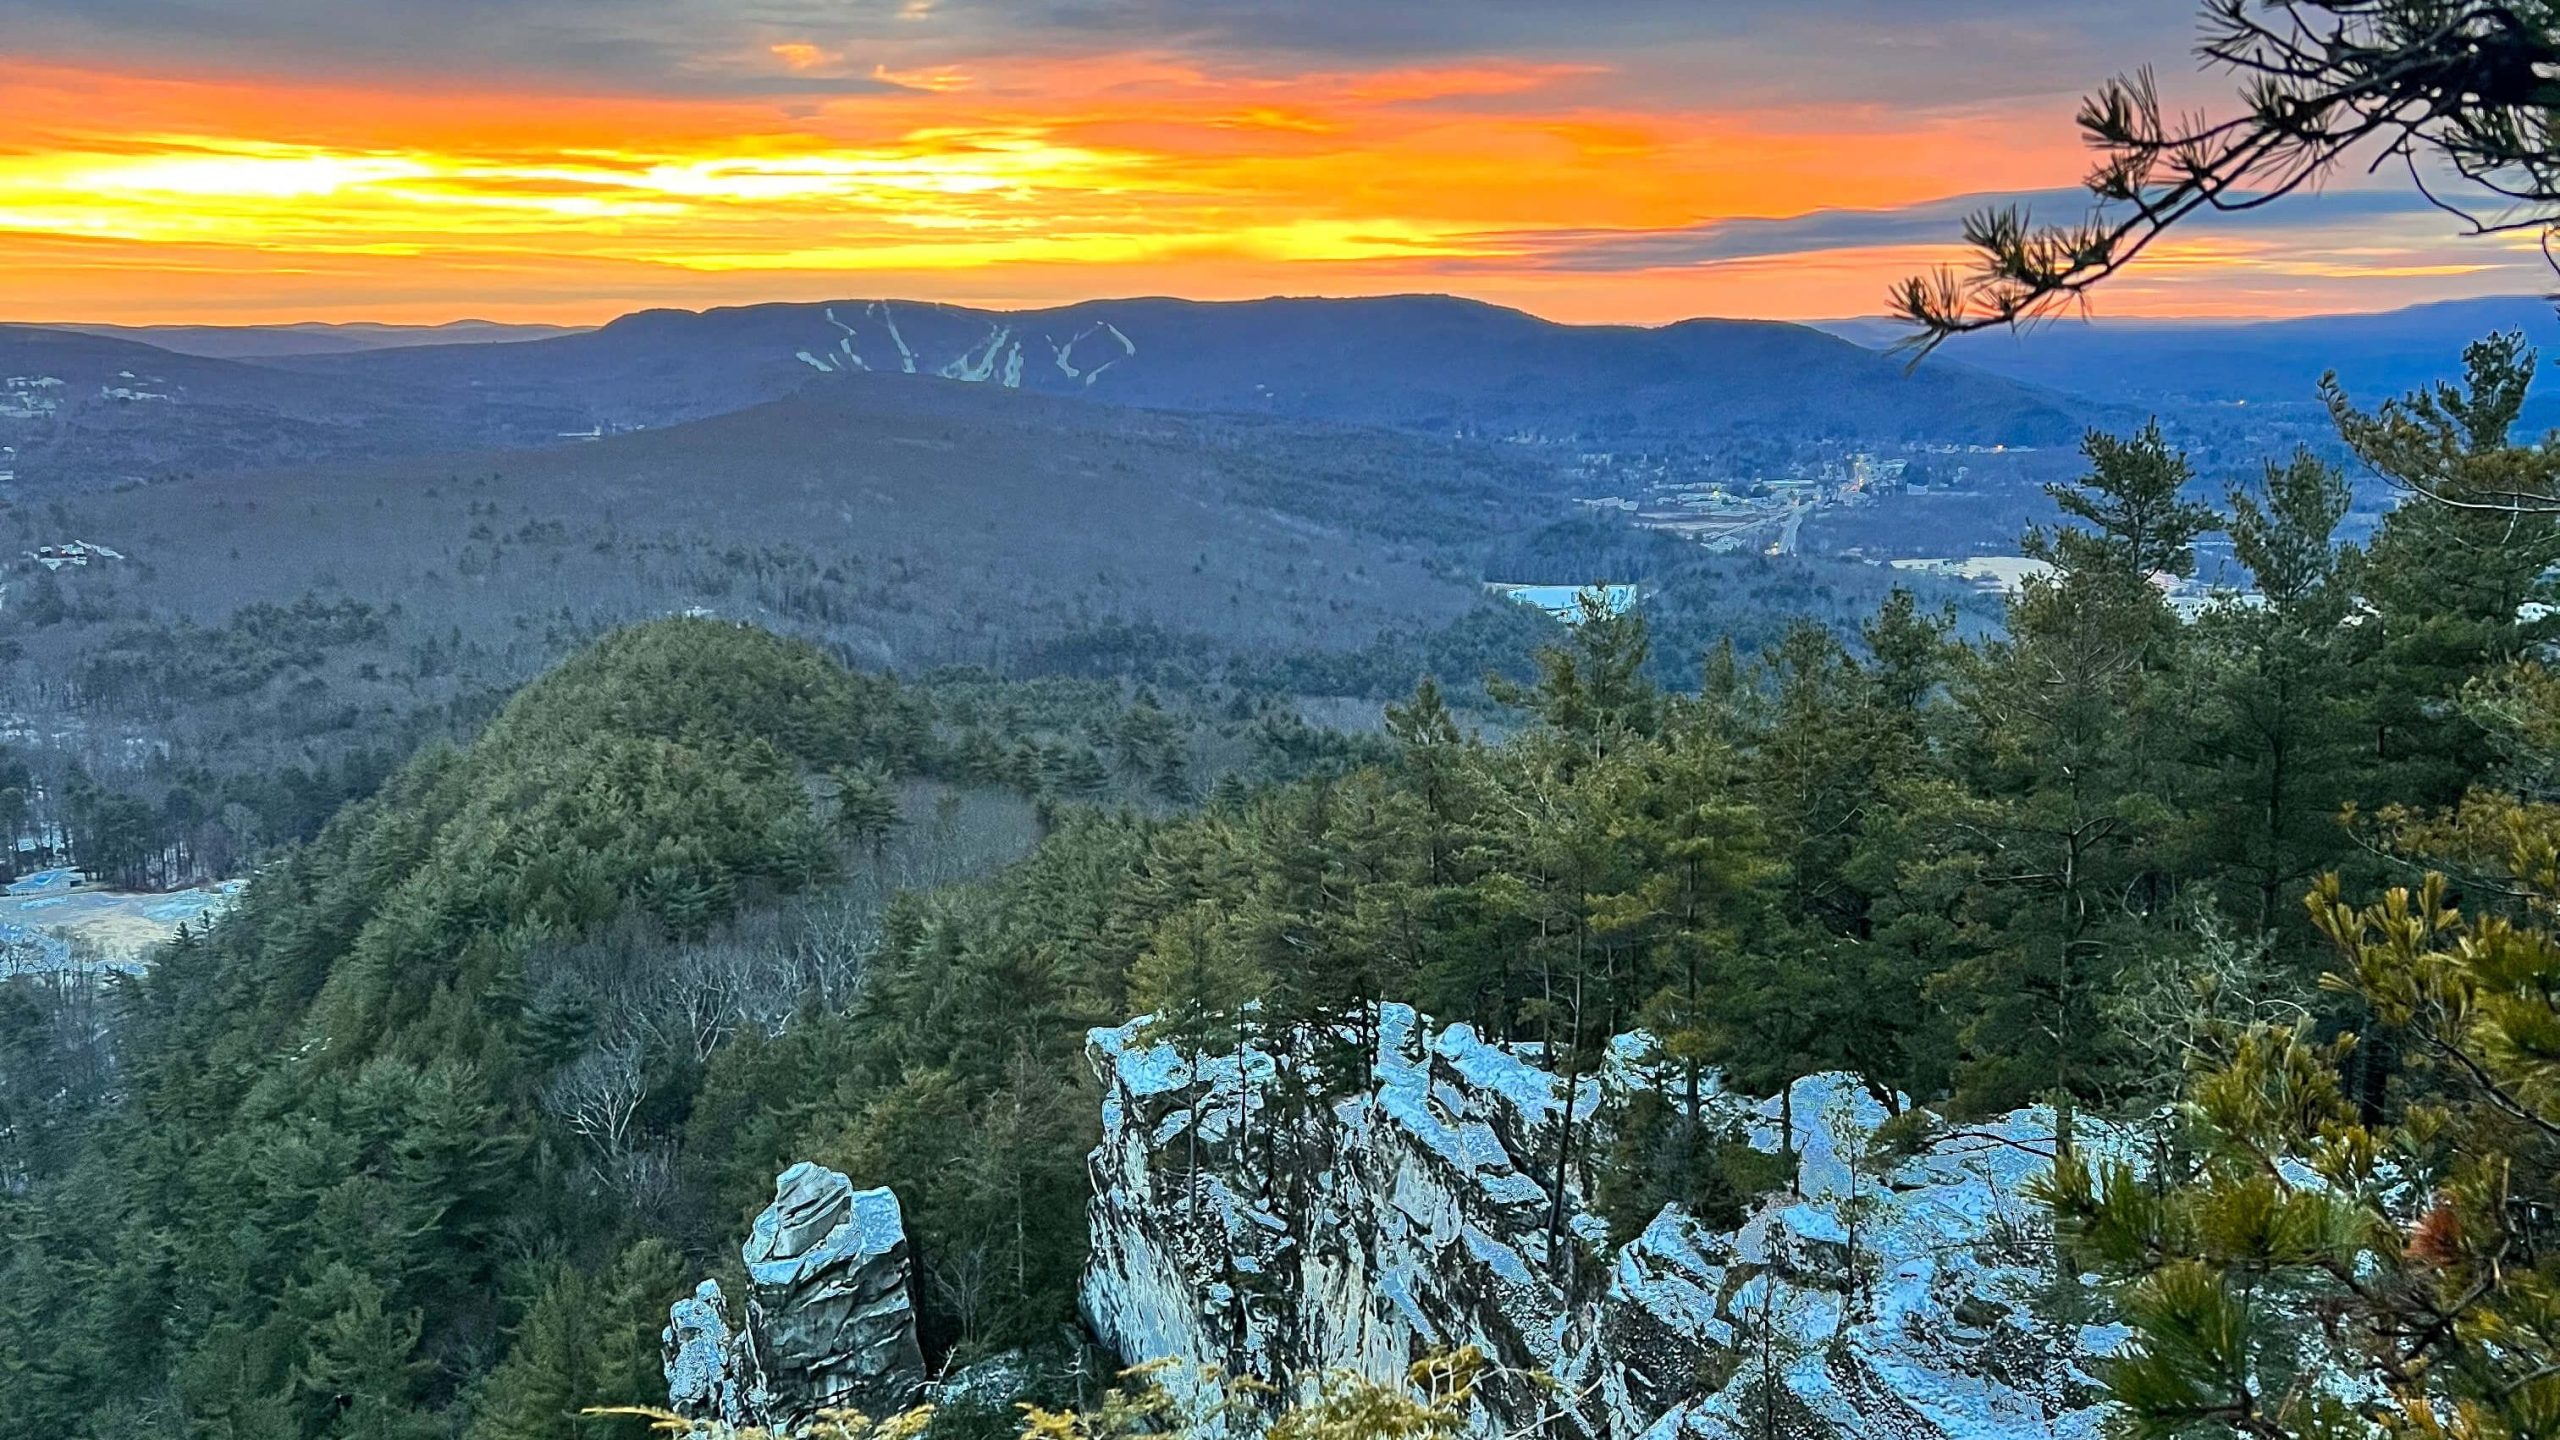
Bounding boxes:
0 869 244 977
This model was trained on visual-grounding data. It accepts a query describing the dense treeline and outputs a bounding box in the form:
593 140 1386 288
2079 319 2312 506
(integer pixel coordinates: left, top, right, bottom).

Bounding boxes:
0 622 980 1439
0 619 1368 896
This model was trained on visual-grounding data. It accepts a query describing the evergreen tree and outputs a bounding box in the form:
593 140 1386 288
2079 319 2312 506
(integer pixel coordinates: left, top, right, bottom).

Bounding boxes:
292 1264 436 1440
2180 449 2358 943
831 762 902 853
2333 334 2560 810
1493 590 1659 750
469 1241 682 1440
1898 2 2560 344
1130 901 1266 1052
2026 420 2219 584
1942 425 2208 1124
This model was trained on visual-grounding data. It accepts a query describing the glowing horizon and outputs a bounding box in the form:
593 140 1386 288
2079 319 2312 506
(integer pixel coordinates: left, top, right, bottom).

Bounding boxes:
4 7 2547 328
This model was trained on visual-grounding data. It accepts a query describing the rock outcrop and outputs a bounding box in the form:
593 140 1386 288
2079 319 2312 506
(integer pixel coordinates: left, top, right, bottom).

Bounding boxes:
665 1161 928 1429
1082 1003 2139 1440
665 1279 765 1427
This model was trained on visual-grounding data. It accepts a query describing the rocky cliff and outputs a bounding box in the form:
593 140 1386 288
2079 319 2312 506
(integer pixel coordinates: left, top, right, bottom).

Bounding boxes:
666 1161 928 1429
1081 1003 2139 1440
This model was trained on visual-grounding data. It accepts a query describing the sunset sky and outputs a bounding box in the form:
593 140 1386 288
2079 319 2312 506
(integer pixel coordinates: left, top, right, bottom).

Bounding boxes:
4 0 2549 326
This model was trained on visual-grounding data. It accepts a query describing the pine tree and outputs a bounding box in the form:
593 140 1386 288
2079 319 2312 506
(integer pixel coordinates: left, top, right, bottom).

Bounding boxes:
1493 594 1658 751
830 762 901 853
956 1042 1093 1342
293 1263 437 1440
1896 3 2560 345
1130 901 1266 1047
469 1241 680 1440
2051 862 2560 1437
2332 333 2560 810
2025 421 2218 585
2180 449 2357 942
466 1266 594 1440
1057 746 1111 799
1943 425 2210 1125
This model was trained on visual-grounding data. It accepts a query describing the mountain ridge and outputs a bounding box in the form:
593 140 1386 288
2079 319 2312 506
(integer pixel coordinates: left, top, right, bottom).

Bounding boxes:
1816 293 2560 420
278 292 2094 448
41 319 586 360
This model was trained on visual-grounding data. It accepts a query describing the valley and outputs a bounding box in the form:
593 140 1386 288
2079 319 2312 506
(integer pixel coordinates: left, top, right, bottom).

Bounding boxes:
0 294 2095 905
0 290 2485 974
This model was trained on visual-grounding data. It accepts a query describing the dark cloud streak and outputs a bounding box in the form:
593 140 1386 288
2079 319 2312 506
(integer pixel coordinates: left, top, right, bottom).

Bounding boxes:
1467 186 2503 274
5 0 2193 109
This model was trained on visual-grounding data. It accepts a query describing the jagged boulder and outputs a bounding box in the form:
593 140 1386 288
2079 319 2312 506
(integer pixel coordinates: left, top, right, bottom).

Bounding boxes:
1081 1003 2140 1440
748 1162 929 1422
666 1162 927 1430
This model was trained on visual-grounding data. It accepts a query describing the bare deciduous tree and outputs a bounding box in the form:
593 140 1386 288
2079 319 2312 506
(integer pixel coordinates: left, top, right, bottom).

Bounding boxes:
542 1037 647 1160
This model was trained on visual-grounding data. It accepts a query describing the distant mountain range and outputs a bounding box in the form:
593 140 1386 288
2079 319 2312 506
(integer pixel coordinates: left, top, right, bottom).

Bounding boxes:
1818 295 2560 423
0 325 599 486
44 319 586 360
12 288 2553 700
288 293 2086 447
7 292 2551 496
0 295 2091 490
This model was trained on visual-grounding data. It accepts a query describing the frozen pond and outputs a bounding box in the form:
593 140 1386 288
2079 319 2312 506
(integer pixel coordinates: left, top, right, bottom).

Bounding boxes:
1486 583 1640 622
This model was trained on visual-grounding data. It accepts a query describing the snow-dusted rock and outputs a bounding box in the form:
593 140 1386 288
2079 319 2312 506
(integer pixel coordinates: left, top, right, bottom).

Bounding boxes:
1081 1003 2139 1439
665 1162 927 1428
747 1163 929 1423
663 1280 765 1427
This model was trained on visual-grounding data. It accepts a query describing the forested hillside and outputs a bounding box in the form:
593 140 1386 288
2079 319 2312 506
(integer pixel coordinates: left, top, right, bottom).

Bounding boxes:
796 339 2560 1360
0 621 993 1437
10 329 2560 1437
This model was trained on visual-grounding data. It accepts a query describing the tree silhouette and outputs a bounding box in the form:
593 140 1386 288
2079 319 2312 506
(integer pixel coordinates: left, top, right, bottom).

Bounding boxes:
1898 1 2560 348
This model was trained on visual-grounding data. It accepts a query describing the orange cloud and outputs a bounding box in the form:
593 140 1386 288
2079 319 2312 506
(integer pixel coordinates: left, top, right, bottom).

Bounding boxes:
872 63 976 93
770 42 842 73
1 53 2535 325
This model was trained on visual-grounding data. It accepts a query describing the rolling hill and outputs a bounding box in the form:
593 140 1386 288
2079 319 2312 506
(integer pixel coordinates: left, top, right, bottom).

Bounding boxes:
25 372 1566 698
0 324 596 489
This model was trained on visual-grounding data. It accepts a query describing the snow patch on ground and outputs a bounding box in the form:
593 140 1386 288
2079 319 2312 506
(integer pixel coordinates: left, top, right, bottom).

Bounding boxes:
0 874 243 977
792 307 1136 393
